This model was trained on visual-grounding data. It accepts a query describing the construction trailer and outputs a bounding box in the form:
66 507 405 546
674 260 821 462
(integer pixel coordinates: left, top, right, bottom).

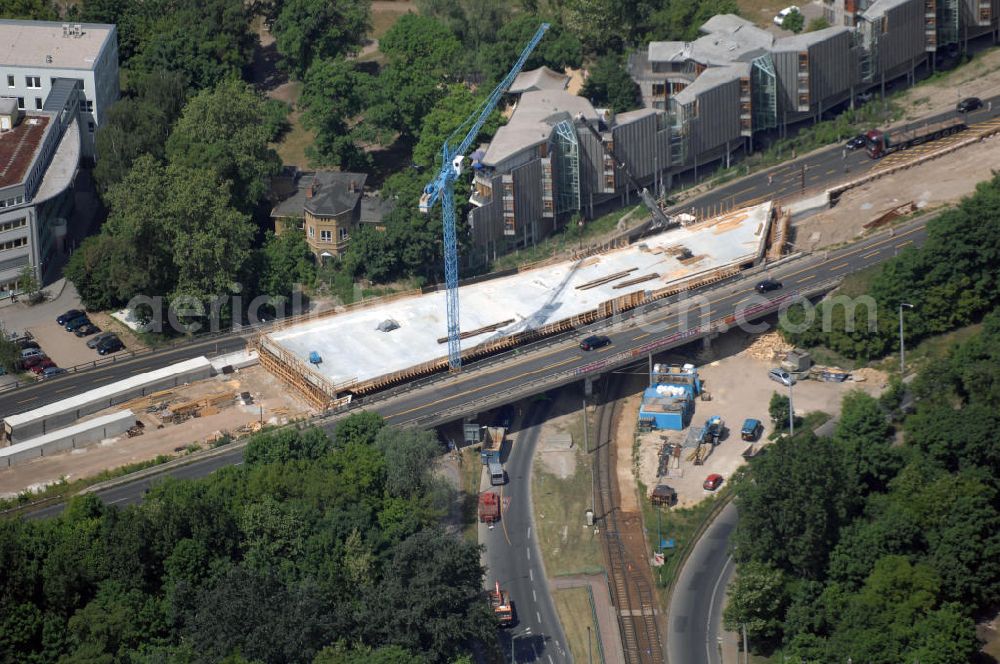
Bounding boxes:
639 363 702 430
480 426 505 464
478 492 501 523
489 581 515 627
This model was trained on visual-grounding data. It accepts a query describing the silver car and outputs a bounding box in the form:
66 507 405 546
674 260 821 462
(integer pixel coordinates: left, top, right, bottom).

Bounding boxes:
768 368 796 386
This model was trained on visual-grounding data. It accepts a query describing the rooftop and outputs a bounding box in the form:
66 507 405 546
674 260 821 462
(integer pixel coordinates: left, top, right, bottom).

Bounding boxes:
673 64 748 105
510 66 571 94
648 14 773 67
862 0 917 19
772 26 850 50
0 19 114 70
0 112 51 189
271 171 368 219
267 201 773 389
483 90 600 167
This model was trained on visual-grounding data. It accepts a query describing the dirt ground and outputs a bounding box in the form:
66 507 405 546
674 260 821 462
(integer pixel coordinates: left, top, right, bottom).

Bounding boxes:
635 330 886 507
0 366 314 498
794 131 1000 250
894 46 1000 126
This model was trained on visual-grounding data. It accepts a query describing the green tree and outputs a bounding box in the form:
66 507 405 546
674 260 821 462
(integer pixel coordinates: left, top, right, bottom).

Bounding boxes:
16 264 40 303
768 391 791 430
722 561 788 648
267 0 370 77
580 55 640 113
166 78 284 211
476 14 582 85
833 390 900 493
807 16 831 31
256 231 316 302
0 333 20 374
244 427 333 466
334 412 385 447
299 57 373 169
563 0 622 52
411 84 505 170
733 432 849 578
783 9 805 33
0 0 58 20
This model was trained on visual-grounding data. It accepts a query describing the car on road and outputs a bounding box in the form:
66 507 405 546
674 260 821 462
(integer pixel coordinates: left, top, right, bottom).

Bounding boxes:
87 331 118 349
845 134 867 151
64 316 92 332
768 368 796 386
29 359 56 375
579 334 611 351
773 5 799 25
56 309 84 325
74 323 101 337
957 97 983 113
96 336 125 355
40 366 67 379
703 473 724 491
755 279 783 294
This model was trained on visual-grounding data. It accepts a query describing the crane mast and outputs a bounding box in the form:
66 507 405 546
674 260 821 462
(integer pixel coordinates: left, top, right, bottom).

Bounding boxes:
419 23 550 370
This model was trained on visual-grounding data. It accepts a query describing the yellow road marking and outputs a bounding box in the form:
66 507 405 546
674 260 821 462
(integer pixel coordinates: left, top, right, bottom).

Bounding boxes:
500 482 511 546
831 262 849 271
896 239 913 248
862 249 880 258
797 274 816 282
634 332 651 341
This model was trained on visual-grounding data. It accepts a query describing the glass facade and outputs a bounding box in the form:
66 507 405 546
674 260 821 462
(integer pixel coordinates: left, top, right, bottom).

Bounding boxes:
552 120 580 216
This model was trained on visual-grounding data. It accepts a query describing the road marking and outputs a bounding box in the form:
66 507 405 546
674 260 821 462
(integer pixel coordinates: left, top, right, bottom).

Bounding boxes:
54 385 76 394
633 332 651 341
548 655 554 664
596 345 615 353
533 589 537 601
537 611 542 624
15 396 38 404
706 556 735 664
529 568 534 582
825 168 836 175
831 262 849 271
797 274 816 282
526 546 531 560
108 496 131 505
500 483 512 546
896 239 913 248
862 249 880 259
527 526 531 539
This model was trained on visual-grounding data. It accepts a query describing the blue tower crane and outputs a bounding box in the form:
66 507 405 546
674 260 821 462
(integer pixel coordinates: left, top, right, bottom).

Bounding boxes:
419 23 550 370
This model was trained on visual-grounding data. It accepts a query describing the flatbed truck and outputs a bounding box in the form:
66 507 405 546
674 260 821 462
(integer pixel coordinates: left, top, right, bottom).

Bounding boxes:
865 117 966 158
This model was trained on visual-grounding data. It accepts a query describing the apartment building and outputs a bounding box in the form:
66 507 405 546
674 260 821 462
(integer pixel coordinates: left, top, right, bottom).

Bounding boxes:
0 19 119 160
466 84 670 263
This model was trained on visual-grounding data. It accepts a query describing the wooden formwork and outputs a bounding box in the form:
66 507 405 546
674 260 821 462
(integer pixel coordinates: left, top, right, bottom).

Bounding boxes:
253 339 338 411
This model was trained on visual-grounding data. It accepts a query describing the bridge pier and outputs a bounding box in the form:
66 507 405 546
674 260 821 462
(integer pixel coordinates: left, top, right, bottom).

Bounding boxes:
584 376 595 398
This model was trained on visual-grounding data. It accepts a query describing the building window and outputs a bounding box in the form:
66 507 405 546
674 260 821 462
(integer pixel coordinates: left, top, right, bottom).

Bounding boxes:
0 237 28 252
83 99 94 113
34 97 42 110
0 218 27 233
25 76 40 89
339 228 348 241
5 75 13 88
88 122 95 133
320 229 332 242
307 226 315 238
0 279 19 293
16 97 24 110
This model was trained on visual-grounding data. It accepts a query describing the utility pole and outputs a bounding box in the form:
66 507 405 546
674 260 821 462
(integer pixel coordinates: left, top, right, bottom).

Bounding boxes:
587 626 593 664
899 302 914 376
788 380 795 437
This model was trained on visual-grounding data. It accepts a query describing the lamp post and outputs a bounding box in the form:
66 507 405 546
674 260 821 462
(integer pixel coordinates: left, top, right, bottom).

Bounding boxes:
899 303 914 376
788 379 795 437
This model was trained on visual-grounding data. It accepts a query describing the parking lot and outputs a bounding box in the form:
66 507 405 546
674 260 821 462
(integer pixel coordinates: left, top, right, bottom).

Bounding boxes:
634 330 887 507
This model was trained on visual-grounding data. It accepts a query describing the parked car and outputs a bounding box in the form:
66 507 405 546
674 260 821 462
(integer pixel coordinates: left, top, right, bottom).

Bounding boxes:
756 279 783 294
22 354 48 369
579 335 611 351
96 337 125 355
40 366 67 379
87 331 117 349
74 323 101 337
845 134 867 151
64 316 92 332
741 418 763 442
20 347 45 360
773 5 799 25
56 309 84 325
768 367 796 386
957 96 983 113
703 473 724 491
29 359 56 375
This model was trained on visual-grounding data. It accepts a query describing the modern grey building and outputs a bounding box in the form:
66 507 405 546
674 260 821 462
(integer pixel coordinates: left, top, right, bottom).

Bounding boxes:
0 19 119 160
466 86 670 262
0 19 119 295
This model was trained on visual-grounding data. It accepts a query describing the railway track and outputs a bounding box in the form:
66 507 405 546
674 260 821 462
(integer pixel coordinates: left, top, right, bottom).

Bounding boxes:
593 375 664 663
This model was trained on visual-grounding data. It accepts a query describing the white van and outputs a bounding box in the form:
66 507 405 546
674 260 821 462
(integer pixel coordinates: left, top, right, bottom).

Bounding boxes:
20 348 44 360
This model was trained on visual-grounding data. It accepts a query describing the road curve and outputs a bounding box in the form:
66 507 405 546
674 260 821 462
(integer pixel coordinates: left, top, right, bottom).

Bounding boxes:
667 501 738 664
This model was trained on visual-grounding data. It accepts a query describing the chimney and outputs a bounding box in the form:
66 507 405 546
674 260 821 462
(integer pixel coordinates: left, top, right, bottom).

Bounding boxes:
349 180 357 193
306 180 316 199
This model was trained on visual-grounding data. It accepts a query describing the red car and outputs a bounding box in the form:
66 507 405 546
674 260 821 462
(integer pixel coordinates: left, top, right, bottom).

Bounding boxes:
703 473 724 491
22 354 48 369
30 359 56 374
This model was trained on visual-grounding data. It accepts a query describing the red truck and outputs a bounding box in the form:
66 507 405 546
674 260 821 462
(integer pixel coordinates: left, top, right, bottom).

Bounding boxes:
865 117 966 158
478 492 501 523
489 581 514 626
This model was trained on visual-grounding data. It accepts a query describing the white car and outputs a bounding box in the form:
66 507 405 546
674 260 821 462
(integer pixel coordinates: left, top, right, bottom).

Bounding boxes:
768 368 796 387
774 6 800 26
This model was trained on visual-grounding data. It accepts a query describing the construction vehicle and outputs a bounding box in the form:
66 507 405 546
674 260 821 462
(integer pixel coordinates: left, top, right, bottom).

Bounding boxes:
579 121 674 232
418 24 550 371
489 581 515 626
865 117 966 158
478 491 501 523
705 416 725 445
480 426 505 464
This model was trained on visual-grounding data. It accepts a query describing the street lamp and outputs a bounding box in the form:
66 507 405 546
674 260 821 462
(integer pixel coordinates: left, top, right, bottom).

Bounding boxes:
899 303 914 376
788 379 795 437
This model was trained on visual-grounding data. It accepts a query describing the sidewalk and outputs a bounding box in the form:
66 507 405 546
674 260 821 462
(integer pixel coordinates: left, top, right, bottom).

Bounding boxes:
552 574 626 664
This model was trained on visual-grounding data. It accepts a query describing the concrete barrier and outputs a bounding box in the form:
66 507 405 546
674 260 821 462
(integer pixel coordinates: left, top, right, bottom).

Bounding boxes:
209 349 259 374
0 410 136 468
2 357 212 443
786 191 830 218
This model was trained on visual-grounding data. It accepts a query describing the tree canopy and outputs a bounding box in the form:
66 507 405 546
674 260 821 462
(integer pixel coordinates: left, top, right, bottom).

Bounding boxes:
0 417 493 662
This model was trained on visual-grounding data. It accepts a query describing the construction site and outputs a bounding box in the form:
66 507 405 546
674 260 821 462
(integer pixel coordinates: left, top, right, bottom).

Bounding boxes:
254 200 783 408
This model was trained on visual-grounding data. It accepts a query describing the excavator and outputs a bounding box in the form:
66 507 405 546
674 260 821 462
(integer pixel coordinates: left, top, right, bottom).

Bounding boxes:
579 120 675 232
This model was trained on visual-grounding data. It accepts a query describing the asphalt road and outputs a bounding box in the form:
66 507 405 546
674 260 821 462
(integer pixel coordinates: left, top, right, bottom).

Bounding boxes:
24 215 930 521
0 333 248 420
667 502 738 664
485 401 569 664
